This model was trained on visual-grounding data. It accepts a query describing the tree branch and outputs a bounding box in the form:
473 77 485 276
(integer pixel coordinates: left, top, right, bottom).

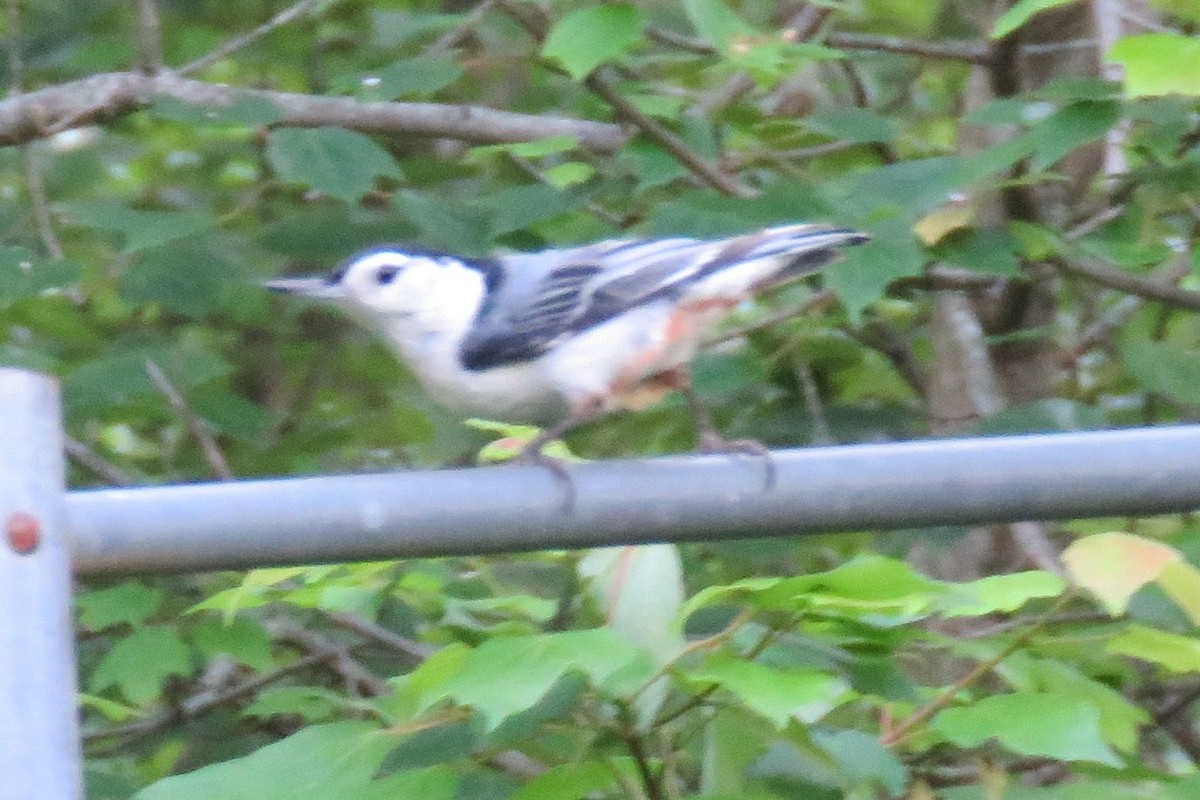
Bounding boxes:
496 0 755 197
82 651 332 749
824 31 992 64
132 0 164 75
64 435 135 486
6 0 64 258
1055 255 1200 313
0 71 628 153
178 0 321 76
146 359 234 481
646 26 992 65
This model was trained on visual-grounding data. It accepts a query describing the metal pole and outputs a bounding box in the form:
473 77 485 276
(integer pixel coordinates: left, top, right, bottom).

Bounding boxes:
68 425 1200 576
0 369 82 800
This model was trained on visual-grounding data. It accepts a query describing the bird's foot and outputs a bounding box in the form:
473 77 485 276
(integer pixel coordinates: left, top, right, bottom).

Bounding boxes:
512 439 578 513
696 430 776 490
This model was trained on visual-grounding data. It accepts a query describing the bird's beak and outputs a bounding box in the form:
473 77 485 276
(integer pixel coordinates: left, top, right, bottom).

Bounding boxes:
263 277 346 300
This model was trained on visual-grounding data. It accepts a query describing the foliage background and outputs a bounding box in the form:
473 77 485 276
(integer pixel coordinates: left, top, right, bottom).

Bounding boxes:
4 0 1200 797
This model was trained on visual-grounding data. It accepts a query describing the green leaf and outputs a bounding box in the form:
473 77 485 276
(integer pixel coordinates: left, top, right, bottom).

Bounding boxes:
681 555 942 622
541 4 644 79
825 214 922 322
243 686 345 723
682 0 756 51
79 693 139 722
56 201 216 253
1028 101 1120 171
511 761 621 800
77 583 163 631
542 161 595 188
934 692 1121 764
1108 624 1200 673
120 240 244 317
1158 561 1200 625
933 228 1022 276
991 0 1078 40
426 629 653 730
90 625 193 704
63 343 231 416
391 190 491 254
997 657 1148 753
938 571 1067 618
805 108 896 144
1120 336 1200 409
1108 33 1200 97
469 135 580 161
811 729 908 795
267 128 402 204
0 248 82 304
362 53 464 100
191 616 273 671
1147 0 1200 23
485 183 594 236
686 656 848 728
133 722 436 800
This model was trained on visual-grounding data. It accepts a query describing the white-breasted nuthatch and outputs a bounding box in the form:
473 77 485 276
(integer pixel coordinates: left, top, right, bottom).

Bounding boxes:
266 224 868 472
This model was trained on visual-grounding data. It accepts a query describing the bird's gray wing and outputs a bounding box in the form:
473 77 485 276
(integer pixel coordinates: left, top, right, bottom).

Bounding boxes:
457 227 868 371
458 237 708 371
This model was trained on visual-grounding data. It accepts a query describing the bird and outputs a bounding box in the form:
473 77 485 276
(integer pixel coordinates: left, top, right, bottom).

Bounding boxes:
266 223 869 498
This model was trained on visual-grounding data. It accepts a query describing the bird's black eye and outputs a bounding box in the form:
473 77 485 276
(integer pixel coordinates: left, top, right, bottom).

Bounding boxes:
375 265 400 285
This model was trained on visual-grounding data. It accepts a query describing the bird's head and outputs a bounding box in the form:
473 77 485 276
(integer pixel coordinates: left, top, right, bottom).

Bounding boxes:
265 246 498 322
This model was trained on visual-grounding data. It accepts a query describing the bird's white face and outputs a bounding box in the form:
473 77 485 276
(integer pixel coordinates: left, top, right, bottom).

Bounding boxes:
267 248 486 320
331 250 455 317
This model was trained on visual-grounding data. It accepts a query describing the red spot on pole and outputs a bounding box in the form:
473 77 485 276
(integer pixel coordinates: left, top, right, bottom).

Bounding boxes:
6 511 40 554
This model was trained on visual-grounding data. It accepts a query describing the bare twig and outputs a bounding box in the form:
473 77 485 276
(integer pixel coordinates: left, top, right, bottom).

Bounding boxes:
1070 257 1192 357
1008 521 1063 575
178 0 321 76
0 71 628 152
794 357 832 445
427 0 496 53
495 0 755 197
1065 202 1127 241
1054 255 1200 313
6 0 64 258
846 319 929 396
145 359 234 481
927 290 1005 432
64 436 135 486
882 591 1075 747
725 140 860 168
82 651 332 748
267 619 390 696
586 69 756 197
706 290 836 346
645 26 992 65
21 148 62 258
825 31 992 64
3 0 20 94
838 58 898 164
323 611 434 665
782 5 833 41
619 721 664 800
653 615 787 728
132 0 164 75
893 265 1007 292
505 153 629 228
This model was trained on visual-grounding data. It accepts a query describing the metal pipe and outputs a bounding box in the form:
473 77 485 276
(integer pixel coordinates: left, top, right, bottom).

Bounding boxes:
0 369 83 798
68 425 1200 576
